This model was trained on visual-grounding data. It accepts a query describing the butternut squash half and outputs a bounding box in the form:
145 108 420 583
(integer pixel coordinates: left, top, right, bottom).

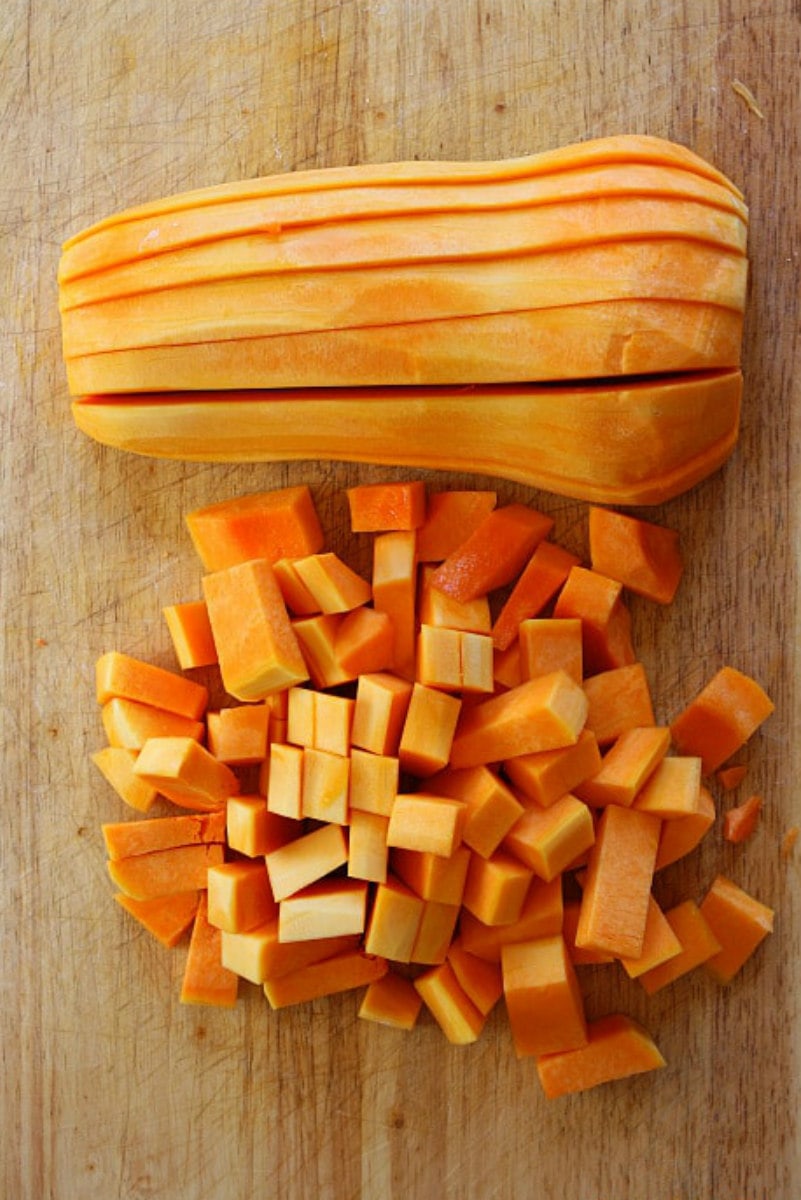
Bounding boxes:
59 134 748 503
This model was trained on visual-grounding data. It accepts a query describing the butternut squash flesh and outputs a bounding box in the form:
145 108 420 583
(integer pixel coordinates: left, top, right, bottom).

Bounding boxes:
72 369 741 506
60 134 748 503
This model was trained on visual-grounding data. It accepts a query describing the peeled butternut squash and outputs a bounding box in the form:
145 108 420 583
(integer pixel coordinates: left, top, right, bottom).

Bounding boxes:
72 369 741 506
59 134 748 503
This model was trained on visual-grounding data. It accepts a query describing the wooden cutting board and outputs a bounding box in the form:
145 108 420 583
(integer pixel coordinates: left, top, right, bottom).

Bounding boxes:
3 2 799 1197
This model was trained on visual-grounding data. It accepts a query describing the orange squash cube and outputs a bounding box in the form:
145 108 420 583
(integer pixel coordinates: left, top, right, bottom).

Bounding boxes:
278 878 369 942
398 683 462 777
359 971 423 1030
265 822 348 902
364 876 424 963
163 600 218 670
207 860 277 934
414 961 486 1045
203 558 309 700
461 850 533 927
428 764 524 859
502 793 595 882
387 793 467 858
502 934 588 1057
351 671 413 755
293 551 372 614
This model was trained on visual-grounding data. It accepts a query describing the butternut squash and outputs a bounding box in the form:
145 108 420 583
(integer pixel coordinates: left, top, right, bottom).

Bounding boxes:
60 135 747 504
71 369 742 507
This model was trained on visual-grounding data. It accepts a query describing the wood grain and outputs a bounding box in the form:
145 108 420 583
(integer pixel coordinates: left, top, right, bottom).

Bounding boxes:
2 1 799 1197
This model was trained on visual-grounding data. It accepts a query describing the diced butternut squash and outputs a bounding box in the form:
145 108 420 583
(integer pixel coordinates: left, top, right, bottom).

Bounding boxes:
447 937 504 1015
347 810 389 883
654 784 716 870
301 747 350 824
206 703 270 764
348 748 399 817
583 662 655 746
461 850 533 927
359 970 423 1029
632 755 702 818
350 671 413 755
180 893 239 1007
449 670 588 768
617 894 683 978
414 961 486 1045
263 949 387 1009
102 809 226 860
430 503 553 602
265 742 304 819
221 919 359 984
226 795 297 858
265 822 348 902
114 891 200 948
493 543 580 653
670 666 774 775
185 486 324 571
503 728 602 808
699 875 774 983
163 600 218 669
278 878 369 942
91 746 158 813
502 934 588 1057
364 876 424 963
416 625 494 694
347 480 426 532
716 763 748 791
108 842 224 900
723 793 763 844
410 900 461 965
575 726 671 808
418 564 491 633
203 558 309 700
291 613 352 689
575 805 661 959
372 530 417 678
387 793 467 858
272 557 321 616
398 683 462 777
207 860 277 933
427 765 525 858
101 696 205 751
553 565 635 675
502 793 596 882
536 1014 666 1098
96 650 208 720
517 617 583 685
415 490 497 562
588 506 684 604
459 875 563 962
133 735 239 810
390 845 471 906
562 900 614 965
292 551 372 613
637 899 722 994
333 606 395 676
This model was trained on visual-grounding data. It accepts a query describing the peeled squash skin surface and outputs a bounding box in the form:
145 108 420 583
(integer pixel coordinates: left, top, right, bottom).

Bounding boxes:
59 134 745 259
61 239 747 358
58 196 747 310
71 369 741 506
57 161 748 289
65 301 742 394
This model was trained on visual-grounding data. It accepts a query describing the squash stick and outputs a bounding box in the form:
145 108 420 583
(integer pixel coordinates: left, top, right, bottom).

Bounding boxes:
71 369 743 508
60 135 745 270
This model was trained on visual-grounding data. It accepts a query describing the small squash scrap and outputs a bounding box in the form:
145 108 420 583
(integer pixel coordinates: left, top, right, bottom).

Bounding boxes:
61 135 747 504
